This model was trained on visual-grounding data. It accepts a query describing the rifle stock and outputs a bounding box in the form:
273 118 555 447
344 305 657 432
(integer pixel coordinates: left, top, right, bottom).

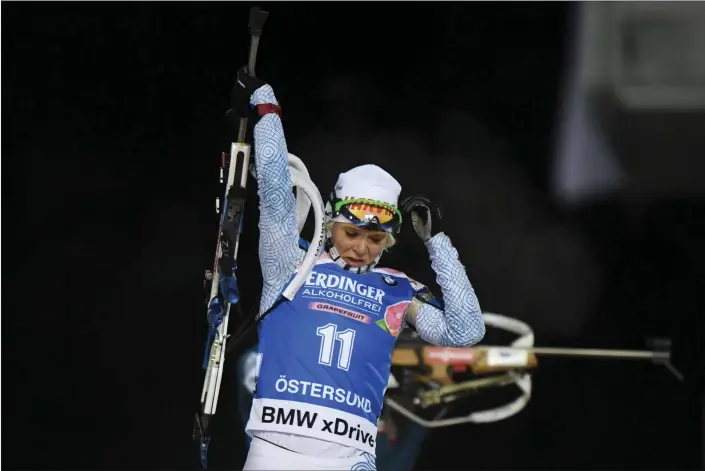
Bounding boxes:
392 345 539 384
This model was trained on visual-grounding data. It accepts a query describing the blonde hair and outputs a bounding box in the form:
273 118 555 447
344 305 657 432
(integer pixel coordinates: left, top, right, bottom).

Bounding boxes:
326 221 396 250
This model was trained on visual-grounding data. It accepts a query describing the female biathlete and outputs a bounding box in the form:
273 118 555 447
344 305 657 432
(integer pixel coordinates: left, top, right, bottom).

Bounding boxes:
230 67 486 471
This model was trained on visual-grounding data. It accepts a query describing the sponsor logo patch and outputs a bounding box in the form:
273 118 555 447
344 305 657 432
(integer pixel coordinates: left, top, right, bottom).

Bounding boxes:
260 405 376 449
309 302 371 324
382 275 398 286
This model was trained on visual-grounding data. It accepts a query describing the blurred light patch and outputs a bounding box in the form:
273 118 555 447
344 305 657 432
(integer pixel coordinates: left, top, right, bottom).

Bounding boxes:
553 2 705 205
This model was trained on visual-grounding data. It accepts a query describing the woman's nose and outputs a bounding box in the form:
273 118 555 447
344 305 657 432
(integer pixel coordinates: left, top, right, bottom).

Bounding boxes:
352 240 367 256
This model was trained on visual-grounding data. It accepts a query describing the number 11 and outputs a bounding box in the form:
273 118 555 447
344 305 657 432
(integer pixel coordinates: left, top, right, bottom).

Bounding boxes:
316 323 356 371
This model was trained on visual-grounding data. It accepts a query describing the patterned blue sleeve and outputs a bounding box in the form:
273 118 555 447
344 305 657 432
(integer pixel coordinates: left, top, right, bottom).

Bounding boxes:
411 233 485 347
250 85 304 313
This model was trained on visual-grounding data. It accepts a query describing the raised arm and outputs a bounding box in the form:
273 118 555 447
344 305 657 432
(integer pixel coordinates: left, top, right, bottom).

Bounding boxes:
231 68 302 311
400 195 485 347
406 233 485 347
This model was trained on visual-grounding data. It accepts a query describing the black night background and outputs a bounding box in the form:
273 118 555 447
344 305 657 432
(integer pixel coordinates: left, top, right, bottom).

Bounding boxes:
3 2 703 470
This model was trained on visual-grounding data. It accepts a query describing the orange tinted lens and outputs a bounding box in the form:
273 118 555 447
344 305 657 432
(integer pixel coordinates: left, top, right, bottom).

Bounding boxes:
346 202 396 224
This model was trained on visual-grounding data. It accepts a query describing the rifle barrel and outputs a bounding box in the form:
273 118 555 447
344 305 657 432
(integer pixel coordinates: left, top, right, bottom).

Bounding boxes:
482 345 669 360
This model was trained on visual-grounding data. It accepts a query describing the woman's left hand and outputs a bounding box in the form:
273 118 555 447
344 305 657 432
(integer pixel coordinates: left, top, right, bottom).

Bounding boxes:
400 195 444 242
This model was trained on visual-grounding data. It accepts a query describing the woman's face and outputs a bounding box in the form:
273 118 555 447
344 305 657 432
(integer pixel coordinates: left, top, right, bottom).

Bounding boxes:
331 222 389 267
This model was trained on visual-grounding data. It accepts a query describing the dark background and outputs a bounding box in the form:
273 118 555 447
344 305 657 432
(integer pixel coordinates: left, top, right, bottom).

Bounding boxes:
3 2 703 470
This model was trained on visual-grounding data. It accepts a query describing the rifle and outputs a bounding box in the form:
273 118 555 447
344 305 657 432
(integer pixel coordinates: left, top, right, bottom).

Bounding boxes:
385 313 680 427
192 8 327 468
